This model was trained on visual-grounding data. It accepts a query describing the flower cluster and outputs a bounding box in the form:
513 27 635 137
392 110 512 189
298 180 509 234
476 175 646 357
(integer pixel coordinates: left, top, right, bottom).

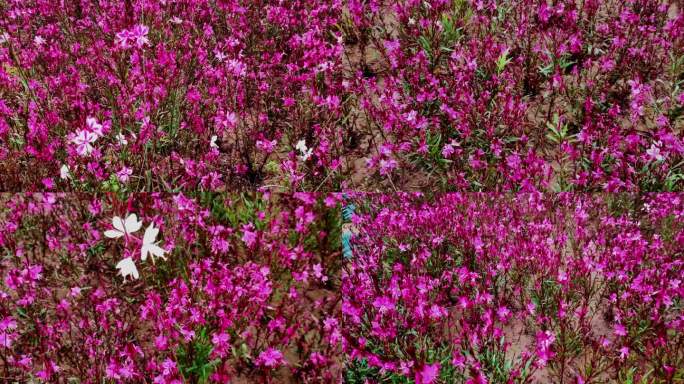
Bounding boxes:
103 213 168 281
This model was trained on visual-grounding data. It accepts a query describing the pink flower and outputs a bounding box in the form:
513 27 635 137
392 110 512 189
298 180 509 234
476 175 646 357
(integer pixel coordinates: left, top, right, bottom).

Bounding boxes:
161 358 177 376
429 304 446 320
619 346 630 360
71 130 98 156
372 296 395 314
256 139 278 154
115 30 132 49
154 335 168 350
86 117 104 137
415 363 440 384
536 330 556 366
312 263 328 282
379 158 398 176
215 110 238 132
116 25 149 49
211 332 230 348
497 306 510 321
17 355 32 369
241 224 257 248
131 25 150 48
116 166 133 183
69 287 81 297
42 177 55 189
256 348 285 368
0 317 17 349
441 143 455 158
452 353 465 369
211 332 230 358
647 141 665 162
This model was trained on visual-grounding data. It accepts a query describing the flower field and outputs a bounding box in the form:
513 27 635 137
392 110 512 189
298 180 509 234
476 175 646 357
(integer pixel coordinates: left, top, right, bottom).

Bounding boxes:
1 0 684 191
1 0 684 383
343 193 684 383
0 193 343 382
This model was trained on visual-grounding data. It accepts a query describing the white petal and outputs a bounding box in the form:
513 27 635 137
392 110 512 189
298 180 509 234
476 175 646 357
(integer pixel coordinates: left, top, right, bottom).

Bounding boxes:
60 164 70 180
142 223 159 245
115 257 139 281
111 216 125 232
141 243 166 264
148 244 166 259
115 257 131 270
124 214 142 234
104 229 124 239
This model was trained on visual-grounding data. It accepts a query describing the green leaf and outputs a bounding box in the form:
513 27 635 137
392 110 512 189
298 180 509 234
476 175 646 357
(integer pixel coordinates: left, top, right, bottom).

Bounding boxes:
495 50 511 74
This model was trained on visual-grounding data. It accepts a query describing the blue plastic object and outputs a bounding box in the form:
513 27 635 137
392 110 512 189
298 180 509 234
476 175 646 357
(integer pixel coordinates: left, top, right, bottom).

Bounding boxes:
341 197 355 260
342 230 353 260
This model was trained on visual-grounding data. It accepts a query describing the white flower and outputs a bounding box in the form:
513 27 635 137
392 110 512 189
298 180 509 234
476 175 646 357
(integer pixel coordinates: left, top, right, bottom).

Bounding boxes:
295 139 313 161
71 130 98 156
647 141 665 162
116 257 139 281
34 35 45 46
210 135 219 149
60 164 70 180
116 133 128 146
104 213 143 239
140 223 167 264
